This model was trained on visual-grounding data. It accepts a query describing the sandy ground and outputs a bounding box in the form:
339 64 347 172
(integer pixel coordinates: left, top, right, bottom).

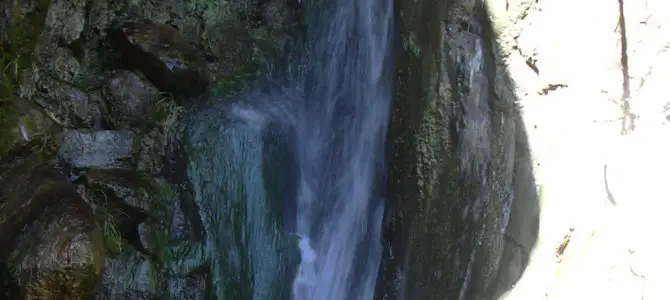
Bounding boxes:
494 0 670 298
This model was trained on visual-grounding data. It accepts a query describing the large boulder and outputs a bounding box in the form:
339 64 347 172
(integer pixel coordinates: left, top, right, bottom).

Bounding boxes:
107 21 210 99
376 0 539 299
101 70 161 128
58 129 135 170
0 143 105 299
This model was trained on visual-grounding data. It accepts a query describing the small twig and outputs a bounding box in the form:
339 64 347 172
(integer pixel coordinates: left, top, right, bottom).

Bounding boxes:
32 100 66 128
617 0 635 135
603 164 617 206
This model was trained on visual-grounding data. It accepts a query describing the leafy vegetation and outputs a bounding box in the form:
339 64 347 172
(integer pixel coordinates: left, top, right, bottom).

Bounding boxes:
153 92 184 126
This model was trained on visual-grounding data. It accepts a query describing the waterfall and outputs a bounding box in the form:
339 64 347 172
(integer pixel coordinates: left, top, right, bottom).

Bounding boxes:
288 1 394 299
186 0 394 299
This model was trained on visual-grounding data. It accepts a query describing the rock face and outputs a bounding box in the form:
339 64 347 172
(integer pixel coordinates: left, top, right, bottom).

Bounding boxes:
376 0 539 299
377 0 670 298
31 68 108 128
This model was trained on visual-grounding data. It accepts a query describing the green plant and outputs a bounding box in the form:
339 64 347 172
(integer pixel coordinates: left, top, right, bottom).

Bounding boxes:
153 92 183 124
81 187 129 256
103 213 126 255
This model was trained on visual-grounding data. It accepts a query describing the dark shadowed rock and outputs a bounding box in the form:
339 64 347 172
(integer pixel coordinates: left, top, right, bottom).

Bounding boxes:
168 272 209 300
102 70 161 128
107 21 210 99
0 144 62 258
260 0 303 51
132 111 183 175
30 75 108 128
0 143 104 299
42 47 84 84
0 1 34 37
163 133 205 243
77 169 154 213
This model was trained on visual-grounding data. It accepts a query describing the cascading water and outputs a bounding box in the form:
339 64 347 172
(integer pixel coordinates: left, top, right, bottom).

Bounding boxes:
288 0 394 299
185 0 394 299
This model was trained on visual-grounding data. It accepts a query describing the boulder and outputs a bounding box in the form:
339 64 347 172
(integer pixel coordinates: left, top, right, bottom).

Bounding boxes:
376 0 540 299
101 70 161 128
0 144 104 299
107 21 210 99
58 129 134 170
31 76 108 128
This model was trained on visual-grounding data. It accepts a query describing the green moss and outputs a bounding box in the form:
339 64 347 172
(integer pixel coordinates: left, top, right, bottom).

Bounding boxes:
137 176 175 298
144 177 175 262
206 17 280 98
404 34 421 58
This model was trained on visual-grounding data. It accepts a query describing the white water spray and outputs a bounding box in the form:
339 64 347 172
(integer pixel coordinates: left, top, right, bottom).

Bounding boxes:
286 0 394 299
